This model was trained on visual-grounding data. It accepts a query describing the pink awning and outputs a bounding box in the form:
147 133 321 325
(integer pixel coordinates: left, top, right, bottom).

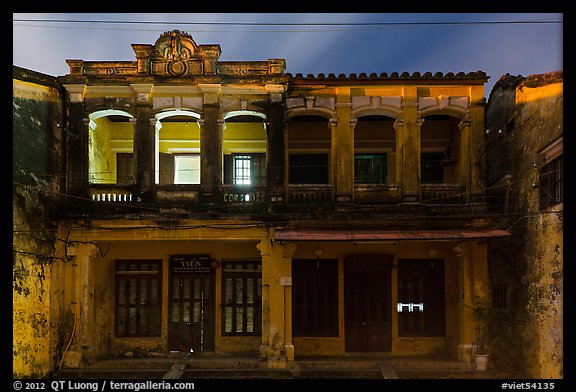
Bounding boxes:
274 228 511 241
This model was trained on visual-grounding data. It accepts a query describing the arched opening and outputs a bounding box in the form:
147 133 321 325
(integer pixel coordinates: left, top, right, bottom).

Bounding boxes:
155 110 201 185
420 114 461 184
88 110 134 185
354 115 397 185
287 114 332 185
222 111 267 187
420 114 465 204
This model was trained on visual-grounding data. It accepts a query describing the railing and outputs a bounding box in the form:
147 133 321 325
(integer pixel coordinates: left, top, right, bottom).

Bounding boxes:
354 184 400 204
89 184 133 202
287 184 332 203
421 183 467 204
86 182 472 208
223 185 267 203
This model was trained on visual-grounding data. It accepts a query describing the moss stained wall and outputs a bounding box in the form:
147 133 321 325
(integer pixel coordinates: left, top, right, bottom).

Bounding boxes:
13 67 65 377
486 71 563 378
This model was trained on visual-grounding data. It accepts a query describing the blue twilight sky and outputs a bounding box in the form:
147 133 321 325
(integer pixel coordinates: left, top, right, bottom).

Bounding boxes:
13 13 563 97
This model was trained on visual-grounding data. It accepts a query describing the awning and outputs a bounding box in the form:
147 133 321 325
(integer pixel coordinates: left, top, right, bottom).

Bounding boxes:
274 228 511 241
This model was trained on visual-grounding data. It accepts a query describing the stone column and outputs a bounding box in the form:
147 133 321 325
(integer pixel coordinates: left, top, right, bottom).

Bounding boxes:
455 241 488 362
67 243 99 365
199 84 222 205
329 118 338 197
63 84 88 198
397 88 421 203
334 90 354 204
267 98 286 202
469 88 486 204
457 116 471 204
131 84 154 201
455 243 472 362
257 236 295 367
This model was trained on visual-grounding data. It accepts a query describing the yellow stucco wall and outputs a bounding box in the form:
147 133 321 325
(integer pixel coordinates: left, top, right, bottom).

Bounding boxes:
59 221 484 361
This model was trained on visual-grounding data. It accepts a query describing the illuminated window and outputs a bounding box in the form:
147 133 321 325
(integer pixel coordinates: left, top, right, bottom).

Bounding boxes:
115 260 162 337
234 155 252 185
174 154 201 184
223 154 266 186
221 260 262 336
397 259 445 337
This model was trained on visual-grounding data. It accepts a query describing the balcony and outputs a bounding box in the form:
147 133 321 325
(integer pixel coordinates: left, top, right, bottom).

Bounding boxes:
421 183 467 204
354 184 400 204
222 185 267 204
89 184 133 203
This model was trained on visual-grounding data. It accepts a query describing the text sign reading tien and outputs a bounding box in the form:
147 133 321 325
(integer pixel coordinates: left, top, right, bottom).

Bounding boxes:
170 254 213 274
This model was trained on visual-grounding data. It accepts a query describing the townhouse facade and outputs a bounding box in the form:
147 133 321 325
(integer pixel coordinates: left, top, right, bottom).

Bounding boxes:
14 30 514 376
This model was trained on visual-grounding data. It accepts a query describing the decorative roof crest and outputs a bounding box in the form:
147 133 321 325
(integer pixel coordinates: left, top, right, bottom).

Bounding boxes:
153 30 198 61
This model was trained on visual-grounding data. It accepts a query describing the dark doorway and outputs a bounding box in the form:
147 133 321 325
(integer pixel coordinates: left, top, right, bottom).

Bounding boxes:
344 255 392 352
169 273 215 353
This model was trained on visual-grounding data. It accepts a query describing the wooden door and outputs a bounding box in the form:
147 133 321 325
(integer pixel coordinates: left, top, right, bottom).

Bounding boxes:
169 274 215 352
344 255 392 352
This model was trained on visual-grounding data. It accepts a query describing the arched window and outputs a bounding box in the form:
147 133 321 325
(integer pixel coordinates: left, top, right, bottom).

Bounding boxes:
155 110 201 185
88 110 134 185
354 115 396 184
222 111 267 186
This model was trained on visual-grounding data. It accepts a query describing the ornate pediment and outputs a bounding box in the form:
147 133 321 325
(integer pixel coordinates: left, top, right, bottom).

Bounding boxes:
147 30 221 77
153 30 198 62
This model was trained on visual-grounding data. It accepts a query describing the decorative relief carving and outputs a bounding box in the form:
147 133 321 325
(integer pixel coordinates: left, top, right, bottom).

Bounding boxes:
155 30 196 61
351 96 401 112
418 96 470 113
167 60 187 76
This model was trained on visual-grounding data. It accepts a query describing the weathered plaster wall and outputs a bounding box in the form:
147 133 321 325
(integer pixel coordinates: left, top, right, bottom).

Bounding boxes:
13 68 65 377
486 71 563 378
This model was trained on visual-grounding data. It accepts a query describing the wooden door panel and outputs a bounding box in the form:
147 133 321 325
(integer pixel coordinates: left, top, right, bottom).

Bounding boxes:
345 255 392 352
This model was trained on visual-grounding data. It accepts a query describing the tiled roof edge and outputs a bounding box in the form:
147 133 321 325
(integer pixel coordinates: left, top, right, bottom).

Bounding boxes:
286 71 489 80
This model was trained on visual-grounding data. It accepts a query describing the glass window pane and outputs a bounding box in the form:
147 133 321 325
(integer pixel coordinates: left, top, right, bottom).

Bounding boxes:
247 307 254 333
225 307 233 333
234 155 252 185
236 279 244 304
140 279 148 305
247 279 254 304
174 155 201 184
236 307 244 332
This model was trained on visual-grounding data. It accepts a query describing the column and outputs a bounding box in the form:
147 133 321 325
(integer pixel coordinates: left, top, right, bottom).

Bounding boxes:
398 87 421 202
469 86 487 204
70 243 99 364
266 98 286 202
335 89 354 204
453 243 474 362
131 84 154 201
199 84 222 204
257 235 296 367
63 84 88 198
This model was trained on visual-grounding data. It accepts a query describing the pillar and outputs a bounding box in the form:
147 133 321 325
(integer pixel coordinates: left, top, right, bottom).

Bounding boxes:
63 84 88 198
335 89 354 204
66 243 98 366
199 84 222 204
455 241 489 362
257 235 296 367
469 86 487 203
267 98 286 202
131 84 154 201
455 242 473 362
397 87 421 202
